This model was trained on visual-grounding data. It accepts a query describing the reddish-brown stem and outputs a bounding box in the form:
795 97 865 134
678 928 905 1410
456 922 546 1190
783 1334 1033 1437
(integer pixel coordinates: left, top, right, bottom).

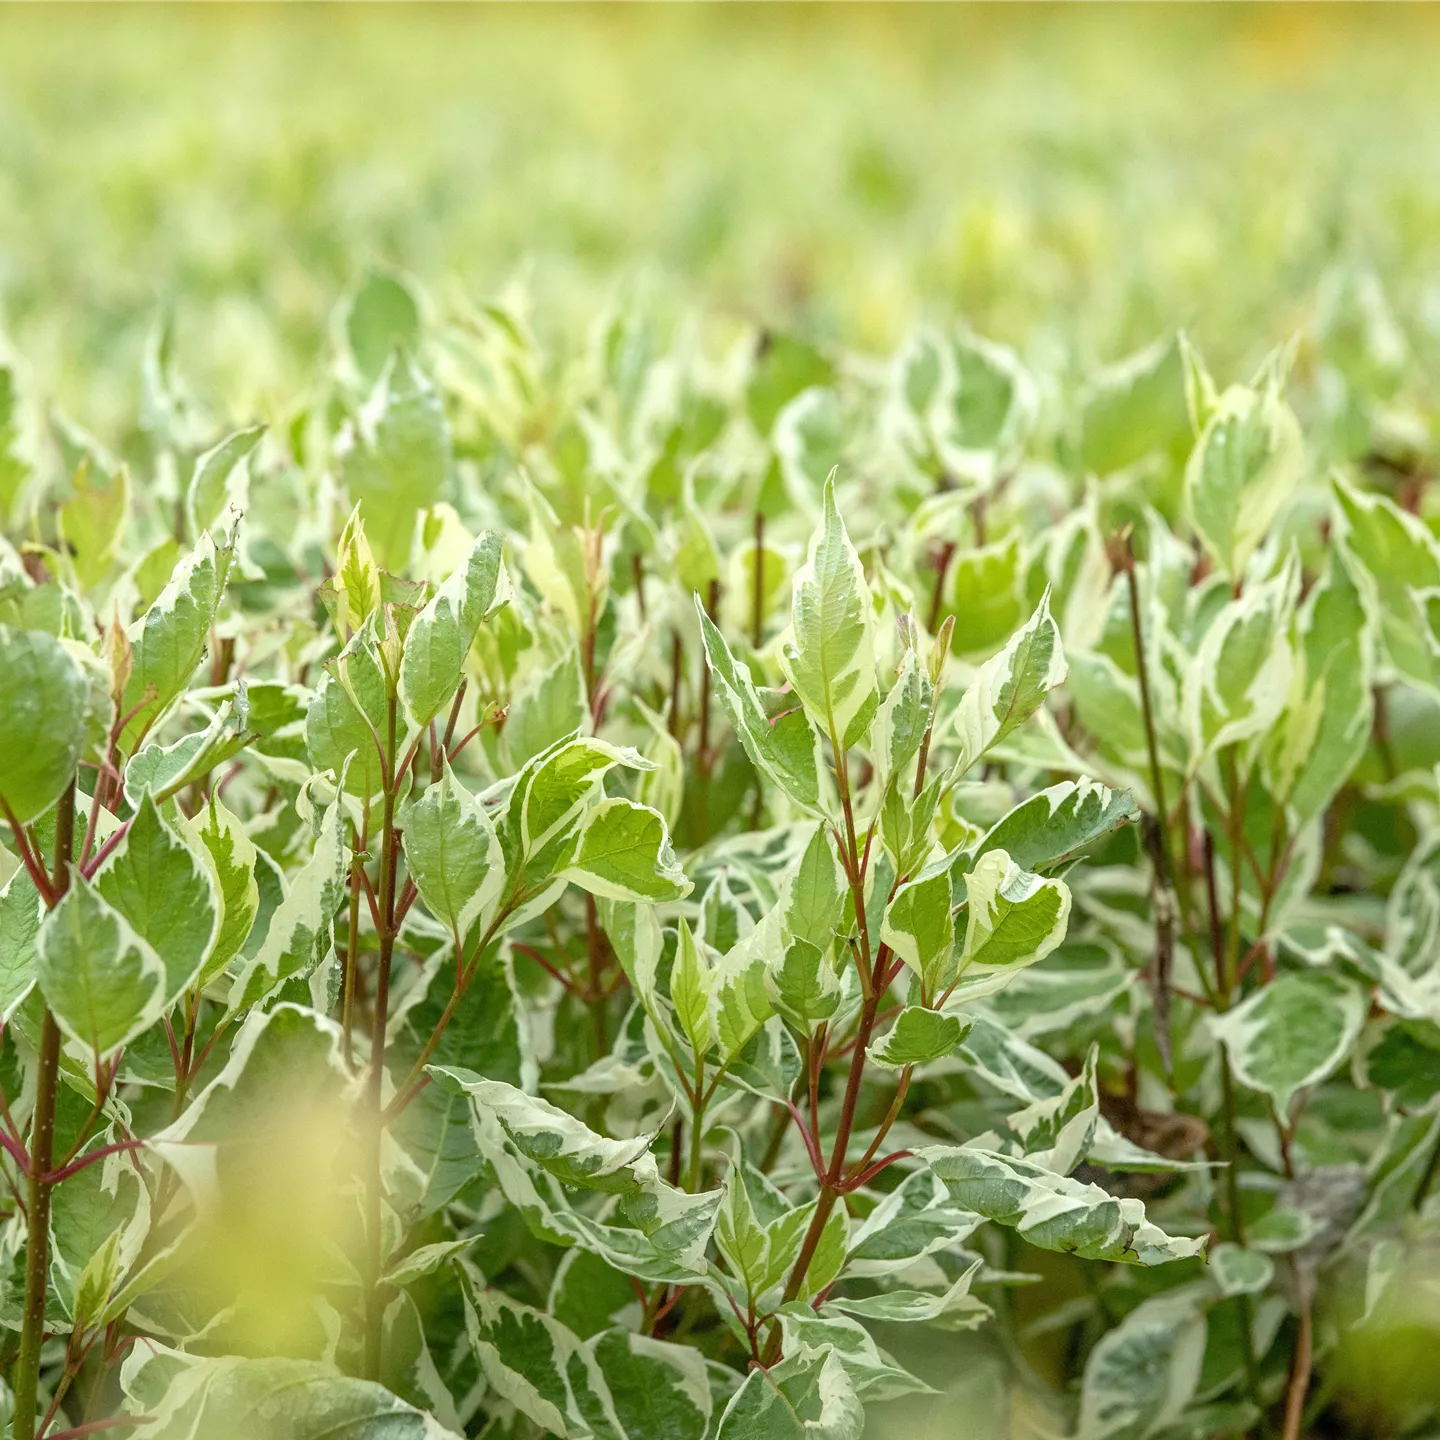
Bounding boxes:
1 802 55 907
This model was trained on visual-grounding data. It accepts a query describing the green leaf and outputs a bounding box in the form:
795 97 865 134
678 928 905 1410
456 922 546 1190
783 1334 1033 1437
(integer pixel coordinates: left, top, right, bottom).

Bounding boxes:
347 270 423 383
60 458 130 587
764 937 840 1036
671 918 716 1057
399 529 507 726
826 1265 988 1327
1209 971 1366 1116
783 825 846 951
120 530 233 753
1185 350 1304 580
918 1145 1204 1265
777 475 876 748
181 794 259 988
0 626 102 824
974 779 1139 874
954 589 1067 773
1182 562 1296 761
776 1310 931 1402
305 629 390 798
947 538 1022 655
1207 1243 1274 1298
1078 1292 1206 1440
94 793 220 1007
403 761 504 944
715 1343 862 1440
0 867 41 1018
120 1347 460 1440
227 791 348 1014
867 1007 970 1070
37 874 167 1056
1334 474 1440 689
845 1168 981 1278
186 424 264 539
565 798 690 904
960 848 1071 974
1077 333 1191 480
433 1069 659 1194
506 650 586 769
880 869 956 992
591 1328 713 1440
342 349 451 570
697 603 823 814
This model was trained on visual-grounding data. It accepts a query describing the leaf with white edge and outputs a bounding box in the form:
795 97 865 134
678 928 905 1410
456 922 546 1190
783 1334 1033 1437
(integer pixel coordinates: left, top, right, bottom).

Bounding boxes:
342 349 451 571
1334 474 1440 689
777 474 876 748
433 1068 660 1193
776 1309 933 1402
565 797 690 904
1185 351 1303 581
826 1263 989 1328
37 875 166 1056
954 590 1067 775
1208 1243 1274 1298
403 761 504 945
598 897 664 1017
764 937 840 1036
506 649 586 770
974 779 1139 875
1183 561 1297 762
1078 1291 1207 1440
918 1146 1205 1264
0 867 41 1018
871 647 931 788
845 1168 982 1278
665 917 715 1058
498 735 655 908
783 824 846 952
94 792 220 1007
1003 1046 1100 1175
399 529 507 726
697 605 824 815
227 790 348 1015
122 702 251 808
715 1342 863 1440
186 424 264 539
867 1007 970 1070
120 530 232 753
880 868 956 992
960 848 1071 975
383 1238 476 1289
0 625 99 823
305 629 390 798
120 1347 460 1440
1209 971 1367 1116
181 795 258 988
461 1282 618 1440
711 906 779 1059
591 1328 713 1440
957 1012 1071 1102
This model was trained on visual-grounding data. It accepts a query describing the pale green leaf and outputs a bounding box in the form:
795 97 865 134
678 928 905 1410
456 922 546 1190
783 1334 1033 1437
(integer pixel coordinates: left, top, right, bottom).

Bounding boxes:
961 848 1071 974
565 797 690 904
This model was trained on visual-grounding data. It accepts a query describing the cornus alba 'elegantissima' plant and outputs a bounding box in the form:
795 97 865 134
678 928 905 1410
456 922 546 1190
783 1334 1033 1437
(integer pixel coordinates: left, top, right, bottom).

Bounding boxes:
0 274 1437 1439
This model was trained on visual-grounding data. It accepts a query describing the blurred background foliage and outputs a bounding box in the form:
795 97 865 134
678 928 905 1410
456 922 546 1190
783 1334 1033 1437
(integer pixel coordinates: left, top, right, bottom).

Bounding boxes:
4 4 1440 435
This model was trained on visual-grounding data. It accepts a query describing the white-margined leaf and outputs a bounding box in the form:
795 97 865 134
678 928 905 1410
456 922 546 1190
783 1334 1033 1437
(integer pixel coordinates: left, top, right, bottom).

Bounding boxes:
697 603 824 814
777 474 876 749
867 1007 971 1070
715 1341 863 1440
1077 1290 1207 1440
918 1145 1204 1265
564 797 690 904
402 760 504 944
37 873 167 1056
1184 348 1303 580
1209 971 1367 1116
881 867 956 993
974 778 1138 875
93 792 220 1007
399 529 507 726
776 1309 933 1402
960 848 1071 975
954 589 1067 775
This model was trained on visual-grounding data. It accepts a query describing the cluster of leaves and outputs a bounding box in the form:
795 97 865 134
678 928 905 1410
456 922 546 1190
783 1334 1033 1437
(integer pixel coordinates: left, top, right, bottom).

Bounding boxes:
0 266 1439 1440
